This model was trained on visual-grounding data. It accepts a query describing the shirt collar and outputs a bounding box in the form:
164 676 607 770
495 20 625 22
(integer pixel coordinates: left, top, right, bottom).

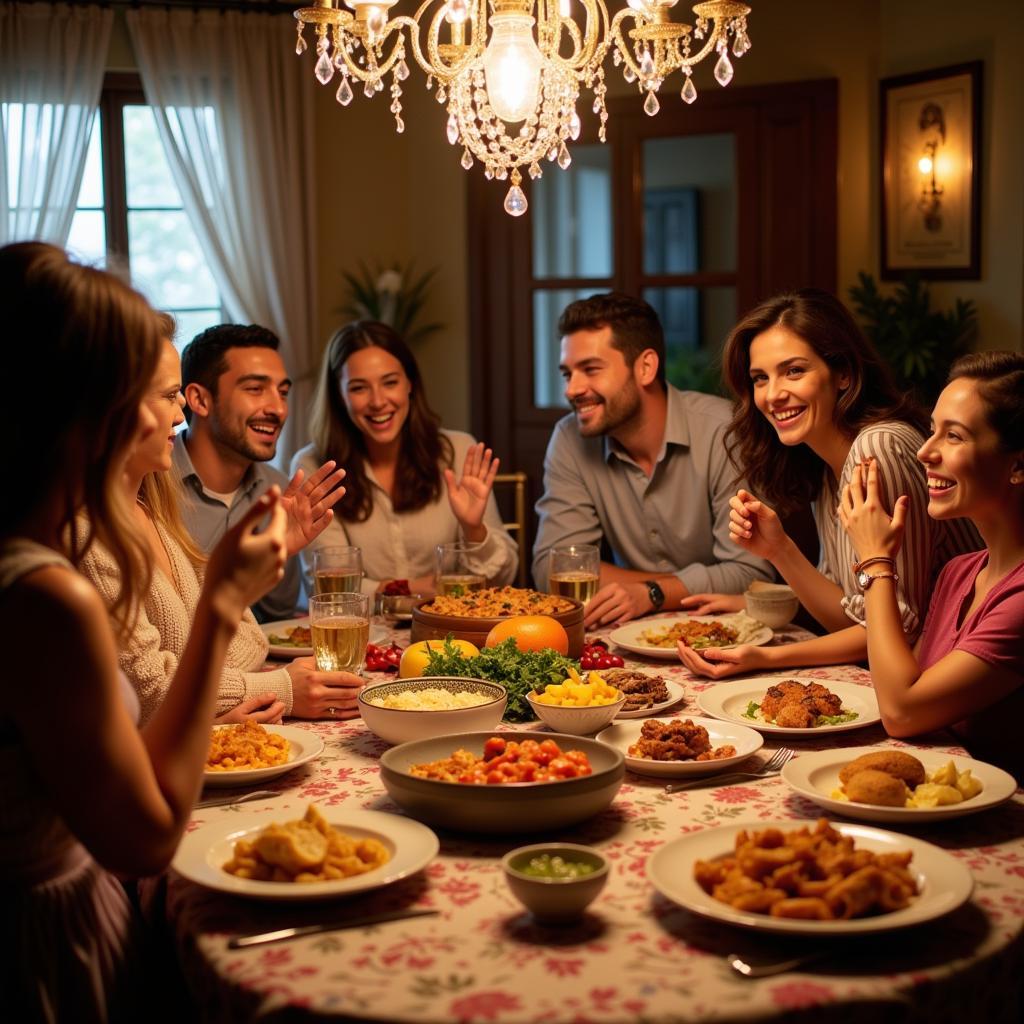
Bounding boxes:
172 430 261 497
602 385 690 465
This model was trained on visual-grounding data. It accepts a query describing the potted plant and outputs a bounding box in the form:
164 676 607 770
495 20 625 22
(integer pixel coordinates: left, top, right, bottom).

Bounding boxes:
338 260 443 345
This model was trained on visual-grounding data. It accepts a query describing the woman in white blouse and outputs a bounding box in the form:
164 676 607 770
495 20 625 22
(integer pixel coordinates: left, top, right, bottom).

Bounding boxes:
677 288 979 680
292 321 518 595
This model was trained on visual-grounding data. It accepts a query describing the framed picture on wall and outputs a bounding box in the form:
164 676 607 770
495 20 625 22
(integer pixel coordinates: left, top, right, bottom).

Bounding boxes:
880 61 982 280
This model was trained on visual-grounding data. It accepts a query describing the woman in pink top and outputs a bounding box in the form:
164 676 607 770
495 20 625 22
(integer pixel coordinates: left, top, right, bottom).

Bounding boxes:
841 352 1024 778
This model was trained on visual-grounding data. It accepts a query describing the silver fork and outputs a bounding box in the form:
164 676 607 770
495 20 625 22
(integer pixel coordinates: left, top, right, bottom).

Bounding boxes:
664 748 795 794
195 789 280 810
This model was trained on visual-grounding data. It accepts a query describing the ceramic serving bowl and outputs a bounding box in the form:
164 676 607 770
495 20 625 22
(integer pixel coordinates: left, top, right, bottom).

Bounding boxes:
526 691 627 735
502 843 610 923
358 677 507 746
743 582 799 628
378 731 625 834
410 595 585 657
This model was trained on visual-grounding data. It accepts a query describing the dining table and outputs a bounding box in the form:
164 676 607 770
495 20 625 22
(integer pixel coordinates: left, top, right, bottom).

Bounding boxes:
160 616 1024 1024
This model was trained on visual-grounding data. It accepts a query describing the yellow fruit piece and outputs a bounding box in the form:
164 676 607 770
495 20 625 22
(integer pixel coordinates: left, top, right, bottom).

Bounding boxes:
399 638 480 678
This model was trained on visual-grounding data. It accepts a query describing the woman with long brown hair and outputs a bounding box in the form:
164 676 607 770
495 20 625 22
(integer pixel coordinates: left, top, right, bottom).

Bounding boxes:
0 242 287 1019
292 320 517 594
677 288 978 680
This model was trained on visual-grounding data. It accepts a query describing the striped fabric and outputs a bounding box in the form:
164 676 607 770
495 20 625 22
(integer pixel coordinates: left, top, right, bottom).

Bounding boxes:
813 421 981 640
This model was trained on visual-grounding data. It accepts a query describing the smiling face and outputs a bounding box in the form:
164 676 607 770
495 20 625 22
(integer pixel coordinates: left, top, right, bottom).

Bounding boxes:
125 339 185 479
340 345 412 450
559 326 644 438
205 347 291 462
917 377 1020 521
748 326 850 452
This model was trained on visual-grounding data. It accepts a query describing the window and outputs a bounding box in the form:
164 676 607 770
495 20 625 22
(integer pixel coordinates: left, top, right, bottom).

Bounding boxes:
70 74 224 349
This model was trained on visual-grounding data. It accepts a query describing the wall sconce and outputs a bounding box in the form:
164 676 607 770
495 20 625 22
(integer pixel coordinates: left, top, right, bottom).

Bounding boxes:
916 101 945 232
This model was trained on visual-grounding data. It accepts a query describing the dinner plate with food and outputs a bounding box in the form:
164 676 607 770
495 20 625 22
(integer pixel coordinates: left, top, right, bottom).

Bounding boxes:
597 716 763 778
261 617 387 658
203 722 325 788
782 746 1017 823
608 613 772 661
599 669 686 719
647 817 973 935
173 802 439 901
697 677 881 735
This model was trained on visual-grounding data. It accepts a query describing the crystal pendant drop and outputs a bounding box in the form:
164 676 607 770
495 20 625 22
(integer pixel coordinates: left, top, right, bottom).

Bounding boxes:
504 184 528 217
364 80 376 98
395 117 405 134
528 162 542 179
295 31 307 56
639 51 655 79
496 167 508 180
681 75 697 104
315 51 335 85
461 148 473 170
446 114 459 145
557 142 572 170
336 76 353 106
375 78 385 92
733 30 750 57
569 111 581 140
436 87 447 103
396 59 410 81
714 51 734 87
547 145 558 162
643 89 660 116
484 166 494 180
623 64 636 84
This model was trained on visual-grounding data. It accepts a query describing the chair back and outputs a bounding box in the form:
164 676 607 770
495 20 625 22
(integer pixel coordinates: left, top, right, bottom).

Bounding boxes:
493 471 529 586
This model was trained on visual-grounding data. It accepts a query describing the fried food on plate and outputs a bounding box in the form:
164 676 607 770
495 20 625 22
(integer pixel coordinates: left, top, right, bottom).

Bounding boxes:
838 750 926 788
843 769 910 807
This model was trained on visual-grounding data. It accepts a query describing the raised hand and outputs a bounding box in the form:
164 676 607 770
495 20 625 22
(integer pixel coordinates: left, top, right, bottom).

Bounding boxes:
728 489 789 562
204 488 287 619
839 458 908 562
280 461 347 556
680 592 746 616
443 442 500 531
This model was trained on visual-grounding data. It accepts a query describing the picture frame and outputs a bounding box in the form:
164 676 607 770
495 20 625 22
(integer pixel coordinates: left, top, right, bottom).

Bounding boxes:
880 61 982 280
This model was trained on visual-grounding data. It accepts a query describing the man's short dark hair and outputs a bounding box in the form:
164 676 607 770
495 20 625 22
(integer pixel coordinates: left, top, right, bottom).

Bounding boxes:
557 292 666 386
180 323 280 422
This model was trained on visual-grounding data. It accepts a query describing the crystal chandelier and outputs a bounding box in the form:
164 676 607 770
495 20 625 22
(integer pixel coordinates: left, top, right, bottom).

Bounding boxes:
292 1 752 216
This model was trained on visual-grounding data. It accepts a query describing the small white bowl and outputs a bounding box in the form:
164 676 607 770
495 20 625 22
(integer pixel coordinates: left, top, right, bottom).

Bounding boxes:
527 691 627 736
744 584 799 628
358 677 506 746
502 843 609 923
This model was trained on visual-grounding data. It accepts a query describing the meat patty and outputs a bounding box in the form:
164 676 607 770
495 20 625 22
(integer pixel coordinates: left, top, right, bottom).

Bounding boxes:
838 751 926 788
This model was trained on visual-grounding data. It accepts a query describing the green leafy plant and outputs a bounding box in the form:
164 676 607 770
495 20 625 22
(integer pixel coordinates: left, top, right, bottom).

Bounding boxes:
848 272 977 405
665 347 726 396
338 260 443 345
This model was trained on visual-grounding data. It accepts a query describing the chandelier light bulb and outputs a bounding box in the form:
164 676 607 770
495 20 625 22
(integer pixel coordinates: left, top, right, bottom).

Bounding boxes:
482 13 543 124
446 0 469 25
559 0 572 16
918 155 933 174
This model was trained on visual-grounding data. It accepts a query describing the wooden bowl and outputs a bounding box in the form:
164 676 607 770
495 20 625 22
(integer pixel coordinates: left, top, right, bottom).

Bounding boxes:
411 595 585 657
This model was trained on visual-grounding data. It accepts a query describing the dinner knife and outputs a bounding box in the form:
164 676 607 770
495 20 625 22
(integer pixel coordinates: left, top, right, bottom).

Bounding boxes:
228 908 439 948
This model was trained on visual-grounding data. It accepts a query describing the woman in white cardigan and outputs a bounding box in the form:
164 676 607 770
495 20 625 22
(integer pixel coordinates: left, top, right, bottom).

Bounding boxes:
292 320 518 596
82 328 362 725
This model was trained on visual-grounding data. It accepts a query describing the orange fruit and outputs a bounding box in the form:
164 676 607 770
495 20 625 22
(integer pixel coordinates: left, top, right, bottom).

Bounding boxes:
485 615 569 655
399 638 480 678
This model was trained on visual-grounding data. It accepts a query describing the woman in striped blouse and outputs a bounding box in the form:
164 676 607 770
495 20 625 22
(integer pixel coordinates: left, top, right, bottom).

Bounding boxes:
677 288 979 680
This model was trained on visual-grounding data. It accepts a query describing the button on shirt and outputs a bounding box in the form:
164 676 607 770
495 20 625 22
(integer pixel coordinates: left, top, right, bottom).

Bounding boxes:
532 386 772 594
171 432 302 622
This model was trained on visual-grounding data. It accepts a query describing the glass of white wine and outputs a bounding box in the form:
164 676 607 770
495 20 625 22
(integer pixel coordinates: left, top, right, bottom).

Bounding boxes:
312 545 363 596
309 593 370 673
435 542 488 596
548 545 600 606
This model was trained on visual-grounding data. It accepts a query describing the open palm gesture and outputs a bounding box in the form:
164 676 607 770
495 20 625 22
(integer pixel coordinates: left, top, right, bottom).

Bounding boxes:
280 460 346 556
444 442 500 530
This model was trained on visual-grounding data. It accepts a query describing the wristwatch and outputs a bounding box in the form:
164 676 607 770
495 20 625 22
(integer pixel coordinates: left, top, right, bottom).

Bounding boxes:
643 579 665 612
856 569 899 591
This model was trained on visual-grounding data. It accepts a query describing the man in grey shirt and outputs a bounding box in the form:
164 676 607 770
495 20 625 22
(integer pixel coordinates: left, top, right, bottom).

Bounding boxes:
173 324 345 622
533 293 772 627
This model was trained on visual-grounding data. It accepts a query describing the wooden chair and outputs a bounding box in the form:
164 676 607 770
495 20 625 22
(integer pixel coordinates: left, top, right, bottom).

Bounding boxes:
493 471 529 586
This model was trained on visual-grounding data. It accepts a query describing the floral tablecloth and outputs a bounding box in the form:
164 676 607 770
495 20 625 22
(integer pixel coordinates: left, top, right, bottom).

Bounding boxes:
166 622 1024 1023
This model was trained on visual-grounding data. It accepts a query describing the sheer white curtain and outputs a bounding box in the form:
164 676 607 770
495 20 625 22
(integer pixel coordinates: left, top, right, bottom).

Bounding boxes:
0 3 111 244
126 7 318 461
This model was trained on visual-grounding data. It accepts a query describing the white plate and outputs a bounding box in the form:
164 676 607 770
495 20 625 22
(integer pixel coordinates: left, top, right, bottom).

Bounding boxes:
174 806 439 901
203 724 325 788
697 677 881 735
609 614 772 660
648 819 974 935
615 679 687 719
261 618 386 659
597 716 763 778
782 746 1018 823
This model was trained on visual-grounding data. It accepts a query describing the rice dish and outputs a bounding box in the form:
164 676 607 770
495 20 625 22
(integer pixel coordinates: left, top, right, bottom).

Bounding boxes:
365 688 491 711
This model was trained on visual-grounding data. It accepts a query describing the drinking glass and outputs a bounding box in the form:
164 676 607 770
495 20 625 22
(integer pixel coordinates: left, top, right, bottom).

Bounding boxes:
435 542 488 596
548 544 600 606
309 593 370 673
312 545 363 595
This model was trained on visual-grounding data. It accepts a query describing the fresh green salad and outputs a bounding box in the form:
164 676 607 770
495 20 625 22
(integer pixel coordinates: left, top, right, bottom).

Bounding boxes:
421 637 577 723
742 700 859 727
